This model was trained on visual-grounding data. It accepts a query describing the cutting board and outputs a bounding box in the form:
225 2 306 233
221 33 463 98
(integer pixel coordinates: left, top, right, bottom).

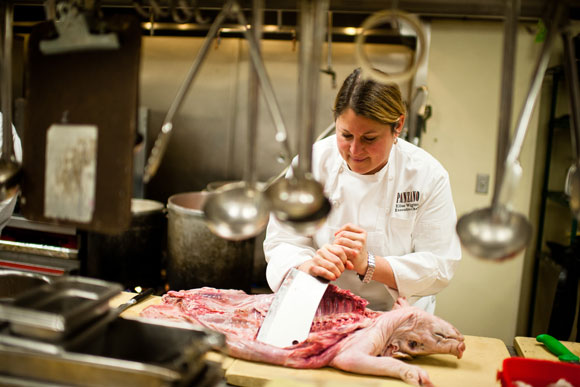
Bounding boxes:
112 293 510 386
20 15 141 234
226 335 509 387
514 336 580 360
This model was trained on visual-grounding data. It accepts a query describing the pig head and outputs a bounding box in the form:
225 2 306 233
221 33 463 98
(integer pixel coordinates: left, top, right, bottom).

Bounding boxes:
329 298 465 387
384 297 465 360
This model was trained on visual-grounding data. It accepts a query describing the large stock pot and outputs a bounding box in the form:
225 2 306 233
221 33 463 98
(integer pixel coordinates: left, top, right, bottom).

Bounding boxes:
166 192 255 292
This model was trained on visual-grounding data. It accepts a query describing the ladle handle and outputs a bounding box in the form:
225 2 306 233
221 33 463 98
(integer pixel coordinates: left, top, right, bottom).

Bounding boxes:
492 0 519 209
296 0 328 178
264 122 335 190
1 1 15 162
504 2 563 167
495 0 564 208
235 8 293 164
143 0 233 183
561 27 580 161
245 0 263 186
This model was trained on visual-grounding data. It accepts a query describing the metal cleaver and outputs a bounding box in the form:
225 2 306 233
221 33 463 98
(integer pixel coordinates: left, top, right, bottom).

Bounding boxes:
257 268 329 348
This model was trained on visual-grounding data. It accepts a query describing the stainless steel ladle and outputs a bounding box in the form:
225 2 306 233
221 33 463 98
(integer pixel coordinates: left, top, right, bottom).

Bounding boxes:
456 0 565 260
0 1 21 201
265 0 331 236
203 0 270 241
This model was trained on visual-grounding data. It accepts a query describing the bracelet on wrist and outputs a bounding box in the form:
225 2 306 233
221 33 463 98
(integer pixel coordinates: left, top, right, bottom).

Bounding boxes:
358 252 375 284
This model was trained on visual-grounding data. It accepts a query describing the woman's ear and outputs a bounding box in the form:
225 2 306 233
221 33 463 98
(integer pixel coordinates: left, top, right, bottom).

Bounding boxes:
393 115 405 137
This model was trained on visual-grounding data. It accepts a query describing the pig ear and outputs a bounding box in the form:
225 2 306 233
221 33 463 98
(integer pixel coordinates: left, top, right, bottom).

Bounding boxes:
392 350 413 360
385 344 412 359
393 297 410 309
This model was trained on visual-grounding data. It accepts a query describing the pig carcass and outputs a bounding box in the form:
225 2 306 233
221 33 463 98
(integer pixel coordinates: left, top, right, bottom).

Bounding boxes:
141 285 465 387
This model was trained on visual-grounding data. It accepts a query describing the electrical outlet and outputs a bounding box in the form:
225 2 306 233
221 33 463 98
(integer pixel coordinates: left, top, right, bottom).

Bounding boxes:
476 173 490 194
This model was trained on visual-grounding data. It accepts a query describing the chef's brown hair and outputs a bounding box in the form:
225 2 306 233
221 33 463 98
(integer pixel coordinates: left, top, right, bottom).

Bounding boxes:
333 68 406 132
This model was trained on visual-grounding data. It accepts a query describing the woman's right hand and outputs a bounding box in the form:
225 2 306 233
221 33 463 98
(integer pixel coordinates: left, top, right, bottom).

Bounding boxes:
297 244 354 281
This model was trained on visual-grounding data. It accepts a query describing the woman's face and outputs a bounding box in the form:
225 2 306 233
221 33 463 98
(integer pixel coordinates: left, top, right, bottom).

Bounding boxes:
335 108 403 175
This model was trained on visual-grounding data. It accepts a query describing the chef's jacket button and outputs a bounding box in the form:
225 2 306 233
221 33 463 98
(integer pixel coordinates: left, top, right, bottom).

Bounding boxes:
385 208 390 213
339 166 344 173
388 176 394 181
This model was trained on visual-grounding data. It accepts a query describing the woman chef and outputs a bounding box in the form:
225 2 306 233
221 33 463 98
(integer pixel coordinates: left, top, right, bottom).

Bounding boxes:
263 68 462 313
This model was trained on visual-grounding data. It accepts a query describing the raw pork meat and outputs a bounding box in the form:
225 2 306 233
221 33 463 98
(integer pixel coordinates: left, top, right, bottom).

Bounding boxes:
141 285 465 386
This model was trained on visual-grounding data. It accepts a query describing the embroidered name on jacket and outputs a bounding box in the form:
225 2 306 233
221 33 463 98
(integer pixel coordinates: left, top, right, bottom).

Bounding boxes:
395 191 420 212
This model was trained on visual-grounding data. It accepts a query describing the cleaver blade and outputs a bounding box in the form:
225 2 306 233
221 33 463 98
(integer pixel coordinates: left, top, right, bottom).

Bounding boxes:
257 268 329 348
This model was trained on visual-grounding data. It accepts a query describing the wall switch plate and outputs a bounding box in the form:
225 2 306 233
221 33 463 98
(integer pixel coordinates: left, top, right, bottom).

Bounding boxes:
476 173 490 194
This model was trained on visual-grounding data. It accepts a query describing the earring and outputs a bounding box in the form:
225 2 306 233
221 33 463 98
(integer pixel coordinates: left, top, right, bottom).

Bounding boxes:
394 137 398 144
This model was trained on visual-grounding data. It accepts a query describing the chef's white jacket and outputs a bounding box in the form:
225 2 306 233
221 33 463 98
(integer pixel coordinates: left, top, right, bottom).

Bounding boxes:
0 112 22 233
263 135 462 313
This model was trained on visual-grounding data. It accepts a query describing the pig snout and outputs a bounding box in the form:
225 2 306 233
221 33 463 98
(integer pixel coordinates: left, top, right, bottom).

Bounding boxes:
433 330 465 359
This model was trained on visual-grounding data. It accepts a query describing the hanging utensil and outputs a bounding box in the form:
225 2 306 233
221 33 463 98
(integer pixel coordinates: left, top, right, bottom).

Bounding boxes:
406 85 429 144
143 1 234 183
203 0 270 241
265 0 331 236
561 25 580 220
319 11 336 89
355 9 427 85
0 1 21 201
456 0 564 260
38 2 120 55
144 0 293 184
263 121 336 191
233 4 293 164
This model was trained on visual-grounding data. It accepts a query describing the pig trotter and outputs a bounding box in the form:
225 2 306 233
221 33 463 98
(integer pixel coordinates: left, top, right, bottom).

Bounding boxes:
330 351 433 386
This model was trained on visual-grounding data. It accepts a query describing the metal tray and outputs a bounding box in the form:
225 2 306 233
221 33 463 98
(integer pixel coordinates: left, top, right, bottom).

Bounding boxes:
0 270 53 303
0 316 226 387
0 276 122 341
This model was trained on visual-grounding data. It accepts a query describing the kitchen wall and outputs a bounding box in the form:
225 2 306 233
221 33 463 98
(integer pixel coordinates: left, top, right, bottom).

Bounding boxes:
139 19 571 345
422 19 542 345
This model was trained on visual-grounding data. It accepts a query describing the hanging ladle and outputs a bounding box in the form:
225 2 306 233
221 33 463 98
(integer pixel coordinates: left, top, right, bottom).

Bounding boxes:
265 0 331 236
456 0 565 260
0 1 22 201
203 0 270 241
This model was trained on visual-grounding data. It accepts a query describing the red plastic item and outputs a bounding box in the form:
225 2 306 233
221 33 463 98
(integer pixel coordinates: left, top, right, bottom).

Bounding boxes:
497 357 580 387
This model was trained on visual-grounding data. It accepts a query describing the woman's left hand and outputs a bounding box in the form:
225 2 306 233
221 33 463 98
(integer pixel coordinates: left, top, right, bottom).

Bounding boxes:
333 223 369 275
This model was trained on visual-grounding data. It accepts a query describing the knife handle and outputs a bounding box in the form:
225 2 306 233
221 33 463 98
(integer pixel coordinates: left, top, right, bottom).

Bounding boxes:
536 334 580 362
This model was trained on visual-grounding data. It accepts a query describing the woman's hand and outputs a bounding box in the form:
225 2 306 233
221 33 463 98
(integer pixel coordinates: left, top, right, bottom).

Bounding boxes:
333 223 369 275
297 244 353 281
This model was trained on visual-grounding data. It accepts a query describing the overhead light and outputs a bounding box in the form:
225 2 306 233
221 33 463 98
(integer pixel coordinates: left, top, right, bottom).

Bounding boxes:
343 27 358 36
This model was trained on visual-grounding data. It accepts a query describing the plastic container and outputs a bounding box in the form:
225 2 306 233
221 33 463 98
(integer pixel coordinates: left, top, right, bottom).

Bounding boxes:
497 357 580 387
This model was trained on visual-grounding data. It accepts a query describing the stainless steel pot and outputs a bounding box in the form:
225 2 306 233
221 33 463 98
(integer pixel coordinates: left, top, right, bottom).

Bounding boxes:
167 192 255 292
84 199 166 290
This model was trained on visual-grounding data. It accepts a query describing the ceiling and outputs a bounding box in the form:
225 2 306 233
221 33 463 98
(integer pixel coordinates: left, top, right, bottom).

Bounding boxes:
9 0 580 21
